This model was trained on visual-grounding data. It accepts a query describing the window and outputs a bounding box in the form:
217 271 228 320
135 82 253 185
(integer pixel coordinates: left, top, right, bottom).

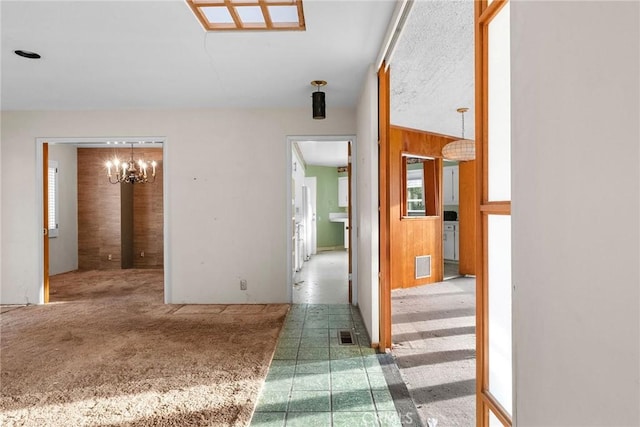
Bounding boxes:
186 0 305 31
406 169 425 216
48 160 59 238
402 155 439 217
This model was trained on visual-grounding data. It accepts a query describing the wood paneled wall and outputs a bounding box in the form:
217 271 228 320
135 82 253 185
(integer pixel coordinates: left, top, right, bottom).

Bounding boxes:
389 126 451 288
132 151 164 268
78 148 163 270
388 125 476 288
458 160 476 275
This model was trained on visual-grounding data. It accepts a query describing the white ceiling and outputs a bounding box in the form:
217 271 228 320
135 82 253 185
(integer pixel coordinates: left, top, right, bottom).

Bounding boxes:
1 0 396 110
390 0 475 139
296 140 348 167
2 0 475 143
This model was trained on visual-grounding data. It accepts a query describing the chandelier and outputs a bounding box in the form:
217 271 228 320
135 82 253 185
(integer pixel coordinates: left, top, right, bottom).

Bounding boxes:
106 143 157 184
442 107 475 161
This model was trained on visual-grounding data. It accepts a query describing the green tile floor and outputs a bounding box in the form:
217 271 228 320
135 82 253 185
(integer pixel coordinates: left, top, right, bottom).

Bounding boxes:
251 304 402 427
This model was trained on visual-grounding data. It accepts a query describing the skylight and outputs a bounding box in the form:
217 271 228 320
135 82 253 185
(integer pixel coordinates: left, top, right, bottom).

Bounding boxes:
187 0 305 31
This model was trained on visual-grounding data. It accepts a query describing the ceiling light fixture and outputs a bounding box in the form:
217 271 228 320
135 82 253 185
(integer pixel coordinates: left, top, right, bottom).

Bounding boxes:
311 80 327 120
106 143 157 184
14 50 41 59
442 107 475 161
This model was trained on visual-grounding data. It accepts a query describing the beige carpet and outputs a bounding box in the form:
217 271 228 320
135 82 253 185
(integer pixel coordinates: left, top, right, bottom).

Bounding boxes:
0 269 288 426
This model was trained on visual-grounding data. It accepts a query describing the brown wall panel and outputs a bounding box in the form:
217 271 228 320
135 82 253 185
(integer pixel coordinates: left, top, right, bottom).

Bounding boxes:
389 126 454 289
133 150 164 268
458 160 476 275
77 147 163 270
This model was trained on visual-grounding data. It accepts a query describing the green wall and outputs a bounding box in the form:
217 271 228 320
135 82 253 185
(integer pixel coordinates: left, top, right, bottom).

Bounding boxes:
306 165 346 248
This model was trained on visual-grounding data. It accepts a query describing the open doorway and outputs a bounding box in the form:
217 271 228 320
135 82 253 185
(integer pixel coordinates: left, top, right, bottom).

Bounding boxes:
38 137 168 304
287 136 356 305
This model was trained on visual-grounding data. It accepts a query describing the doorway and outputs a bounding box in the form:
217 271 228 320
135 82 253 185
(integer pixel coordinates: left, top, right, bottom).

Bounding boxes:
37 137 169 304
287 135 357 305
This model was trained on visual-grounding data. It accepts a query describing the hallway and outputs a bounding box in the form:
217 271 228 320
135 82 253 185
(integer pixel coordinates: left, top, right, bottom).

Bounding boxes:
251 251 421 426
293 250 349 305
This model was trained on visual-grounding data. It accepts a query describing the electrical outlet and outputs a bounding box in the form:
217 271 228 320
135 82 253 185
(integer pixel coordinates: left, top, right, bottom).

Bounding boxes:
108 254 112 261
240 279 247 290
140 251 145 258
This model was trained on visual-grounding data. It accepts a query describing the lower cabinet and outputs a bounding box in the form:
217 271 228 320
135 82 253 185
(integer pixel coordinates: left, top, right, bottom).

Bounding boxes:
443 222 459 261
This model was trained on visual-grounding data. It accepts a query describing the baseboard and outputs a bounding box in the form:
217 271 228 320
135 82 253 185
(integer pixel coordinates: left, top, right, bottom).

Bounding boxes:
317 246 345 252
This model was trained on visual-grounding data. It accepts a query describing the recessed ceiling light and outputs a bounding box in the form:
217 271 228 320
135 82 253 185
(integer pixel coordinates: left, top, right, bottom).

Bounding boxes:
14 50 41 59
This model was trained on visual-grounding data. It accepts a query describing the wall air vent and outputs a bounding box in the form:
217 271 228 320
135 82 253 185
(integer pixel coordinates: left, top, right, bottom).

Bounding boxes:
415 255 432 279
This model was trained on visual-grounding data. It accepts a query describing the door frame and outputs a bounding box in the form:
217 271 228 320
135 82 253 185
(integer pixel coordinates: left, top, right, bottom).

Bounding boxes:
35 136 169 304
286 135 358 305
475 0 513 425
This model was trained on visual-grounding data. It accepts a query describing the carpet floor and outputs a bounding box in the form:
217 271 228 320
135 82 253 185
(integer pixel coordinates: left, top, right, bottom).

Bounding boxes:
0 269 287 426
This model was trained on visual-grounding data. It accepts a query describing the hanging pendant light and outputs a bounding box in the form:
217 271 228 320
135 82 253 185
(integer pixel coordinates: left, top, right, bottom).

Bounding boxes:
442 107 475 161
311 80 327 120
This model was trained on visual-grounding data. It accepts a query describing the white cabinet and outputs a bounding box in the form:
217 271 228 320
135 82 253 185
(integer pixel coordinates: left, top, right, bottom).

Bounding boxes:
443 222 459 261
338 176 349 207
443 165 459 205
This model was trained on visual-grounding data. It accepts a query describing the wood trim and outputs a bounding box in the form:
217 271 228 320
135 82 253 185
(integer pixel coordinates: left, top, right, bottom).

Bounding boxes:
390 124 458 140
475 0 487 424
42 143 50 304
224 0 243 28
476 0 512 425
458 160 476 275
482 390 512 426
480 202 511 214
296 0 306 30
258 0 274 28
378 62 392 351
478 0 508 25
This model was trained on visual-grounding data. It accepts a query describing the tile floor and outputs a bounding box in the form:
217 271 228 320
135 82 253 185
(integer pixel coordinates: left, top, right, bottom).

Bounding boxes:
251 304 402 427
293 251 348 304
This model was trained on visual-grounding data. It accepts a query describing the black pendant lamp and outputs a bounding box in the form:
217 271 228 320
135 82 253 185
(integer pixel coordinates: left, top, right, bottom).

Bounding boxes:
311 80 327 120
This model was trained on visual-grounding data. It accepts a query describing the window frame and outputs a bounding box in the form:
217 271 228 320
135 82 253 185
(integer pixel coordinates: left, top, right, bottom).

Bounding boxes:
48 160 59 238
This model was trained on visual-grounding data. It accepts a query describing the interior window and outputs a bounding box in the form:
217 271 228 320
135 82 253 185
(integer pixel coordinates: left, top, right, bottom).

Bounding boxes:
403 155 439 217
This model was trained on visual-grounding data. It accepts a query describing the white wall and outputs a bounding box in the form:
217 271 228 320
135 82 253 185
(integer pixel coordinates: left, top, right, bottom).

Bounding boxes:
511 1 639 425
0 108 356 304
48 144 78 275
356 64 380 345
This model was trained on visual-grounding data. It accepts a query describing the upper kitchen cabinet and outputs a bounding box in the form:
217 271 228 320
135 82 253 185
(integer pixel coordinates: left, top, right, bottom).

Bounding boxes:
443 165 459 205
338 176 348 207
